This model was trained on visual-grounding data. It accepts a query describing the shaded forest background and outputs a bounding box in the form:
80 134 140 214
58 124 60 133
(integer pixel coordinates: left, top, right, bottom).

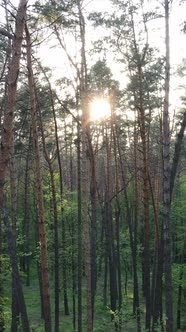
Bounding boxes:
0 0 186 331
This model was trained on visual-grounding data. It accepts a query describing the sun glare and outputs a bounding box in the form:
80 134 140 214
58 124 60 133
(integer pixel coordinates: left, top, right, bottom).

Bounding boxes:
90 98 111 122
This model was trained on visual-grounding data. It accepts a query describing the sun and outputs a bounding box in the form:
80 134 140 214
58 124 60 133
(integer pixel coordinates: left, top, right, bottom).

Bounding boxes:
90 98 111 121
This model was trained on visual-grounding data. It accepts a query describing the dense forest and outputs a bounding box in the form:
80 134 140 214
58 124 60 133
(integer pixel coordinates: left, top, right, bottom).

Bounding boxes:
0 0 186 331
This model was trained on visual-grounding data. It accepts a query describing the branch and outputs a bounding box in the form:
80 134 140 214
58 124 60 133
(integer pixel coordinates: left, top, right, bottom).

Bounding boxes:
170 110 186 200
0 27 13 39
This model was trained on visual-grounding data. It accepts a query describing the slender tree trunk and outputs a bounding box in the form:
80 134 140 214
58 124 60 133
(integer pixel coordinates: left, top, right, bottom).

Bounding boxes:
77 1 92 330
111 93 122 328
59 120 69 317
133 122 141 332
117 125 141 332
103 252 108 306
152 116 164 331
38 97 60 332
176 231 186 330
69 135 76 332
2 200 30 331
104 127 117 318
77 109 82 332
25 23 52 332
35 60 70 316
170 110 186 200
176 264 183 330
162 2 173 331
48 163 59 332
137 63 151 331
81 93 92 332
34 211 44 319
71 219 76 331
24 133 32 287
0 215 4 331
10 142 20 331
89 149 97 320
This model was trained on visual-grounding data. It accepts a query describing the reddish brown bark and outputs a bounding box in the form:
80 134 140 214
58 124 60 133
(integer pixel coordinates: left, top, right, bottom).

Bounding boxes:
25 23 52 332
0 2 28 330
0 0 27 204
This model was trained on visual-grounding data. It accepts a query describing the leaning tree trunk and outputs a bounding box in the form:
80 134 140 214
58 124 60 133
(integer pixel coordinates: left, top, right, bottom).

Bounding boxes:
25 23 52 332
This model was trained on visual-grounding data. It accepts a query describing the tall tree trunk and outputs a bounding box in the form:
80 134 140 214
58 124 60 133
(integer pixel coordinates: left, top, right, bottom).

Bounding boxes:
77 1 92 330
0 210 4 331
111 91 122 328
176 231 186 330
34 211 44 319
116 122 141 332
0 1 28 330
2 200 30 331
129 12 151 329
10 142 20 331
176 264 183 330
48 162 59 332
0 0 27 212
41 64 69 316
133 121 141 332
162 1 173 331
152 116 164 331
24 135 31 287
137 64 151 331
89 143 97 319
81 94 92 332
104 127 117 318
71 219 76 331
77 108 82 332
38 106 60 332
25 23 52 332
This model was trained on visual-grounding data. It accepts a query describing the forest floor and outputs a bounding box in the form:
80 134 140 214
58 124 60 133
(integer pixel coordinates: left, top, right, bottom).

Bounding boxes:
3 270 186 331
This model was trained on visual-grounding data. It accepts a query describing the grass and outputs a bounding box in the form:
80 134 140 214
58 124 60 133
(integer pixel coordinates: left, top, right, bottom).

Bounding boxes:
3 273 115 331
2 267 186 331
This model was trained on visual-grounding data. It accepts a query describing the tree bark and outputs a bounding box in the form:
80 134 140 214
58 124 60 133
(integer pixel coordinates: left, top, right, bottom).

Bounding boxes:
77 108 82 332
162 1 173 331
0 1 28 330
25 23 52 332
10 142 20 331
0 0 27 208
2 201 30 331
117 127 141 332
77 1 92 330
38 105 60 332
170 110 186 200
38 63 69 317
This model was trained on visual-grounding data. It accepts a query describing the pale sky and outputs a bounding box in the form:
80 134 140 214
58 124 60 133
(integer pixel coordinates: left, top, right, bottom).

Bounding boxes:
1 0 186 110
